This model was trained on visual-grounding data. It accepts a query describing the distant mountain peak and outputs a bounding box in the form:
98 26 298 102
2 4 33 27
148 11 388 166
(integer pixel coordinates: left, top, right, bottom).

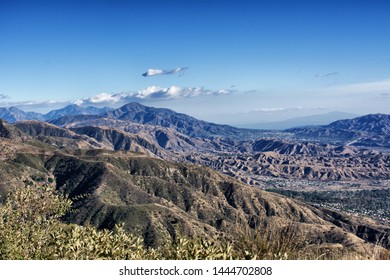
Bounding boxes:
328 113 390 134
0 107 45 123
100 102 244 138
43 104 113 121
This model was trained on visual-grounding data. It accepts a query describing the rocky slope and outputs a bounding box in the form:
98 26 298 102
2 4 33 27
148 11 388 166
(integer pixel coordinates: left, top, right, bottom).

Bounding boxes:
13 121 107 150
14 120 222 158
195 139 390 183
2 103 390 149
0 107 45 123
11 119 390 183
2 107 389 252
100 102 251 138
328 114 390 134
287 114 390 148
0 134 389 254
198 148 390 184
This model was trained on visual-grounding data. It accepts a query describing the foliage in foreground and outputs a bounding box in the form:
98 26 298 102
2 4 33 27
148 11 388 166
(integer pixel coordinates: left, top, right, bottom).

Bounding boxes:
0 184 237 260
0 183 389 260
0 184 157 260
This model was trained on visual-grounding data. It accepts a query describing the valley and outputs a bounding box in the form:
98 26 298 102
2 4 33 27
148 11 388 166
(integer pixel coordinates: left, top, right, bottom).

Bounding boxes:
1 103 389 259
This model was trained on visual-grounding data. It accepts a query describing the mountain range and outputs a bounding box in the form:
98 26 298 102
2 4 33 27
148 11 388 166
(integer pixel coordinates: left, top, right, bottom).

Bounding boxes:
0 104 112 124
1 103 263 139
288 114 390 148
2 103 389 144
2 103 390 184
1 102 390 257
0 117 389 255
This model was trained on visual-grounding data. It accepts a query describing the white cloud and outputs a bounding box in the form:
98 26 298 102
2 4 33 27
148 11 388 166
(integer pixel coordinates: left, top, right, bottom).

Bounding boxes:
142 67 188 77
0 85 234 112
74 93 122 105
0 93 9 99
143 69 164 76
1 85 233 110
74 85 232 106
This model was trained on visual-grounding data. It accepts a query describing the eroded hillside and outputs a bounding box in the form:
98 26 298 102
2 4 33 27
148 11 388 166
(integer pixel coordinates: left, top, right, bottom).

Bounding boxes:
0 125 389 257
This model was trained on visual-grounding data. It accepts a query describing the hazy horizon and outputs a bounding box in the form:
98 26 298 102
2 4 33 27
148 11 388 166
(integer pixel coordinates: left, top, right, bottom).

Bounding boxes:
1 0 390 124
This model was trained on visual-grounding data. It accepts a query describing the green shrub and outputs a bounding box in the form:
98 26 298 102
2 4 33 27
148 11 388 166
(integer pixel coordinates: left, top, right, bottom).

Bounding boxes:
0 183 157 260
0 184 71 259
2 182 387 260
0 183 235 260
160 237 234 260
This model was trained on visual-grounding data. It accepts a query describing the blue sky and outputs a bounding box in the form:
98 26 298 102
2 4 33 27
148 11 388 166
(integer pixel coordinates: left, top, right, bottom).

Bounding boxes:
1 0 390 125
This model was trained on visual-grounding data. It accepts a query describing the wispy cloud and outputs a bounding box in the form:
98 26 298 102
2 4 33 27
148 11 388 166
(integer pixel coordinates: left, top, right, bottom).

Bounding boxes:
315 72 339 78
75 85 232 106
255 107 286 112
0 93 9 99
325 79 390 94
142 67 188 77
0 99 70 110
379 92 390 98
0 100 64 106
253 106 325 113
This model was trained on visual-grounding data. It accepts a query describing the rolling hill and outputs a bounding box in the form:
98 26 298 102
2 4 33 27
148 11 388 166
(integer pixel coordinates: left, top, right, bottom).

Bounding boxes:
11 116 390 184
0 130 388 254
1 109 390 258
